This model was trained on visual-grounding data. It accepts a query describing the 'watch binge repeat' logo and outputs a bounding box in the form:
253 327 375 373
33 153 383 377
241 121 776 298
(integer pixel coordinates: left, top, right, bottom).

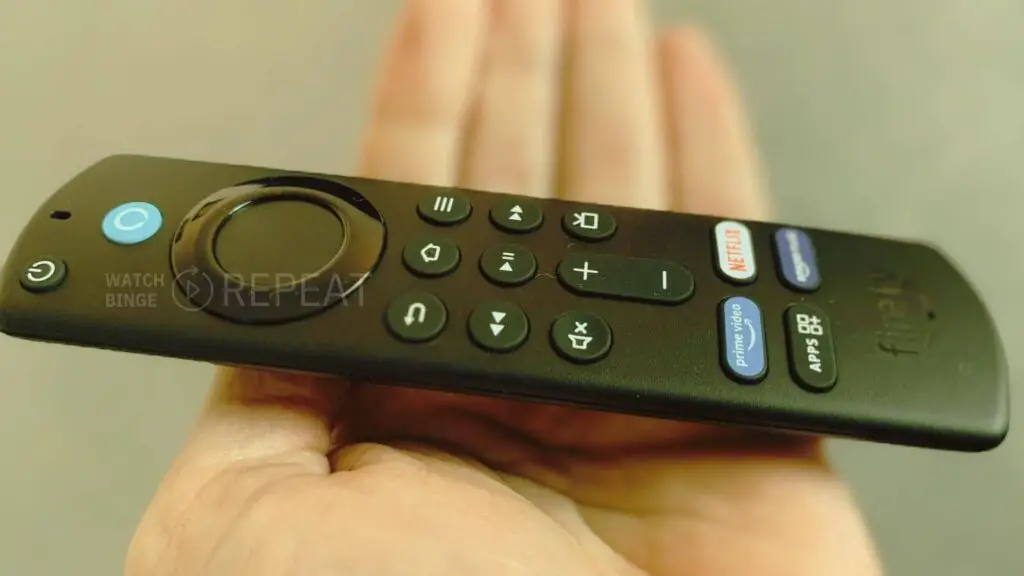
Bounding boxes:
101 270 367 312
171 267 216 311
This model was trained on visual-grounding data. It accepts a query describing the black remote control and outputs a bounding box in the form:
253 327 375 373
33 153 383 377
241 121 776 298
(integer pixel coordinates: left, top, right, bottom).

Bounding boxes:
0 155 1009 451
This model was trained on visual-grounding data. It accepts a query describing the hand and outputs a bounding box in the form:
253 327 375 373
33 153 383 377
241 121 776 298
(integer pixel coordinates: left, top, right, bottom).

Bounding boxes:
126 1 882 574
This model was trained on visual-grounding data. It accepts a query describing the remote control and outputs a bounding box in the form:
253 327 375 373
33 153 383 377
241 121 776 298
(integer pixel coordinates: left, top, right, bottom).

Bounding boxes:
0 155 1009 451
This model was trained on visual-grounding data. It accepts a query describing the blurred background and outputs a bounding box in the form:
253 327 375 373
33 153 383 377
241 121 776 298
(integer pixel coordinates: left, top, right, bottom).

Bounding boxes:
1 1 1021 574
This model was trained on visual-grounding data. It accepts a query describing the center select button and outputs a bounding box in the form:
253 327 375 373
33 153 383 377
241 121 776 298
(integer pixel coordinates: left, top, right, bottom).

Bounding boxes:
170 178 386 324
214 200 345 285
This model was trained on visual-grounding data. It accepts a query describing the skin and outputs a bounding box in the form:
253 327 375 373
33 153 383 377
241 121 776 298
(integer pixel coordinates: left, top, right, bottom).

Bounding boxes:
125 1 884 574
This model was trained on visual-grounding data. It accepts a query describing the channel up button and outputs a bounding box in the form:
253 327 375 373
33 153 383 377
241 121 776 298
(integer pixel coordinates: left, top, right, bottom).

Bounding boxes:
719 296 767 382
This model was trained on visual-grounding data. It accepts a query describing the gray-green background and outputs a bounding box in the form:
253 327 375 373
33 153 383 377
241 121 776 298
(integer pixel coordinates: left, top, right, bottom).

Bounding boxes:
1 1 1021 574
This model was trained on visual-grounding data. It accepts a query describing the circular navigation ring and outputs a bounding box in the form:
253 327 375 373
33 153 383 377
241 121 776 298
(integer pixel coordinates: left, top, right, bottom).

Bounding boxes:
171 176 386 324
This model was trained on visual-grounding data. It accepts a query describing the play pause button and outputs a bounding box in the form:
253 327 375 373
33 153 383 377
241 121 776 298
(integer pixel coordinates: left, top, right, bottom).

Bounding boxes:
480 244 537 286
468 301 529 352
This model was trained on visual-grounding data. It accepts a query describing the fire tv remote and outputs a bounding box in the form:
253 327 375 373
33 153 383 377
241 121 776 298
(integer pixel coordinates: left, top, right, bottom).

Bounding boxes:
0 155 1009 451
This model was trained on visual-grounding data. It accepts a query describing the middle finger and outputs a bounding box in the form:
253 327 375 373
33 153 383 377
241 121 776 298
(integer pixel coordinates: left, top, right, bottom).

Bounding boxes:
558 0 668 209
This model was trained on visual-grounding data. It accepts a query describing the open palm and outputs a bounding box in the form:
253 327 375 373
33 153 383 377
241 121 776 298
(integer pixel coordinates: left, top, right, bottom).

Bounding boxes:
126 1 881 574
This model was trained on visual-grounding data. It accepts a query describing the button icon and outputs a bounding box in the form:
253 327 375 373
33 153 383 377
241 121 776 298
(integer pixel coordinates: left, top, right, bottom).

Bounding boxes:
499 253 514 272
404 302 428 326
480 244 536 286
574 213 598 229
714 220 757 284
435 197 455 213
386 292 448 342
490 311 506 335
784 303 837 392
773 227 821 292
567 320 594 350
719 296 767 382
572 261 599 281
27 261 57 283
403 237 460 277
490 198 543 233
418 194 471 225
551 310 612 363
102 202 163 245
563 208 616 241
19 257 67 293
420 243 441 263
468 301 529 352
557 253 693 304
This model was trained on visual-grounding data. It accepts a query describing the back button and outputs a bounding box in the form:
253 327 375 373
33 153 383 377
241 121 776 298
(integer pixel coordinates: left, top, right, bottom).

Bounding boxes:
468 301 529 352
386 292 448 342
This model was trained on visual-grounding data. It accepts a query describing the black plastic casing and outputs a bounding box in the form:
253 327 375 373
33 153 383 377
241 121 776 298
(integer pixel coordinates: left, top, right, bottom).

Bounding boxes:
0 155 1010 451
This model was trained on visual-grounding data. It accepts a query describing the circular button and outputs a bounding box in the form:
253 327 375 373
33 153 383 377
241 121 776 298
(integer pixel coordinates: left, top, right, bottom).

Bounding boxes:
468 301 529 352
479 244 536 286
563 208 616 241
102 202 163 245
19 257 67 293
385 292 448 342
403 237 460 277
215 200 344 286
490 198 543 233
170 177 386 324
551 310 612 363
418 193 471 225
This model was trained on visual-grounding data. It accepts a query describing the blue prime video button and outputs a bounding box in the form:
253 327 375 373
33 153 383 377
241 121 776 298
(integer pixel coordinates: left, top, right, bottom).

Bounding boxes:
774 227 820 291
720 296 767 382
102 202 163 245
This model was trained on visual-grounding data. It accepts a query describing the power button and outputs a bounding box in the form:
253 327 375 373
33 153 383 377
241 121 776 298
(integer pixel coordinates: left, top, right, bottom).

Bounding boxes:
19 257 67 293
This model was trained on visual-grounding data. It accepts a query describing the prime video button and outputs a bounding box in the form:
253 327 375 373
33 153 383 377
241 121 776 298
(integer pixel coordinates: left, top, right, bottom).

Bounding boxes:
774 227 821 291
102 202 163 245
720 296 767 382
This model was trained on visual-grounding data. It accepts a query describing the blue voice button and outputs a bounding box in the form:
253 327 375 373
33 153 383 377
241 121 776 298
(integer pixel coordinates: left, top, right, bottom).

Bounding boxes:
774 227 820 292
102 202 163 245
720 296 767 382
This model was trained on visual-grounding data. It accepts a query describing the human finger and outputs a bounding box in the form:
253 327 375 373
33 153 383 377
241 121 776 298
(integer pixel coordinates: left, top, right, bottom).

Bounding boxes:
659 26 769 219
557 0 669 209
358 0 489 185
458 0 563 197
